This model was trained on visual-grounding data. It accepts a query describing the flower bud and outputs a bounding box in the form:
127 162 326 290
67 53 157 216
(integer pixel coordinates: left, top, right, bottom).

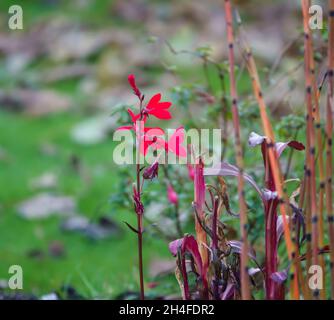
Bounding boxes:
143 161 159 180
167 184 178 205
132 184 144 215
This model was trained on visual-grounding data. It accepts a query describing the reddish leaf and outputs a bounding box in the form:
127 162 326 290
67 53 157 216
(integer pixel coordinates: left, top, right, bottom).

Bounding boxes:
169 235 208 299
228 240 257 261
204 162 263 199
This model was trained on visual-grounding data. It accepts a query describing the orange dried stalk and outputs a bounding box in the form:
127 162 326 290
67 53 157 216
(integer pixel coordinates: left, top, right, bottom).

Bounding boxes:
301 0 320 299
327 0 334 298
223 0 251 300
301 0 327 299
235 12 300 299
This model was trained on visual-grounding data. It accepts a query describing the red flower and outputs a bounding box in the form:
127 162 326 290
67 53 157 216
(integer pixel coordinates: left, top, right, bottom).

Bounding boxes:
144 93 172 120
128 74 142 99
117 75 183 157
141 127 165 156
117 110 165 156
141 127 187 158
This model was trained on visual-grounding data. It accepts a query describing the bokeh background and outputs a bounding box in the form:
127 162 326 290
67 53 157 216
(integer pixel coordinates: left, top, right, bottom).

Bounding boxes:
0 0 328 299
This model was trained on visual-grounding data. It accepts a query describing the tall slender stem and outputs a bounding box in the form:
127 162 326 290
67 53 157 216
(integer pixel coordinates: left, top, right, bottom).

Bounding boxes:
224 0 251 300
236 11 299 299
301 0 320 299
136 206 144 299
136 120 145 300
212 196 220 300
326 0 334 298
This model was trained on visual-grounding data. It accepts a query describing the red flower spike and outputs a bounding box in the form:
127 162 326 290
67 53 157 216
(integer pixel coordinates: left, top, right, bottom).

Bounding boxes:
128 74 142 99
144 93 172 120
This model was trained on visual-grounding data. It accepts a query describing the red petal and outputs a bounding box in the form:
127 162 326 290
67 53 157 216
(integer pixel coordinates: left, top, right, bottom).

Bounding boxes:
146 93 172 110
128 74 136 88
166 127 186 157
148 109 172 120
146 93 161 109
128 109 140 123
154 101 172 109
116 126 132 131
173 145 187 157
144 127 164 135
139 128 165 156
128 74 141 98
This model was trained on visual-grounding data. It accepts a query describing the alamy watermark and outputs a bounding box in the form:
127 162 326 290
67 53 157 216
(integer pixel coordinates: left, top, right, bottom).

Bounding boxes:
8 5 23 30
309 5 323 29
7 265 23 290
308 265 323 291
4 4 327 32
113 125 222 166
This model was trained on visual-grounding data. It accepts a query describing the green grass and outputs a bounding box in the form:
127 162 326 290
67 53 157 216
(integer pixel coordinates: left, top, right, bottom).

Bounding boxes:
0 110 172 298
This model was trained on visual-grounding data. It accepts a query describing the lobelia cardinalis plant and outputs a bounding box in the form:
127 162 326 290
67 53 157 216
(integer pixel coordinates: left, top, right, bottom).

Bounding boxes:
173 132 305 300
169 155 262 300
248 132 305 300
117 74 186 299
209 138 305 300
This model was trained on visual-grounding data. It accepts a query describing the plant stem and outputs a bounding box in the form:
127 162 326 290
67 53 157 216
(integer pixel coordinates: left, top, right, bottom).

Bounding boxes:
194 158 209 268
224 0 251 300
301 0 320 299
265 198 277 299
136 163 145 300
326 0 334 299
212 196 220 300
309 11 326 300
218 70 228 161
236 10 299 299
135 108 145 300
